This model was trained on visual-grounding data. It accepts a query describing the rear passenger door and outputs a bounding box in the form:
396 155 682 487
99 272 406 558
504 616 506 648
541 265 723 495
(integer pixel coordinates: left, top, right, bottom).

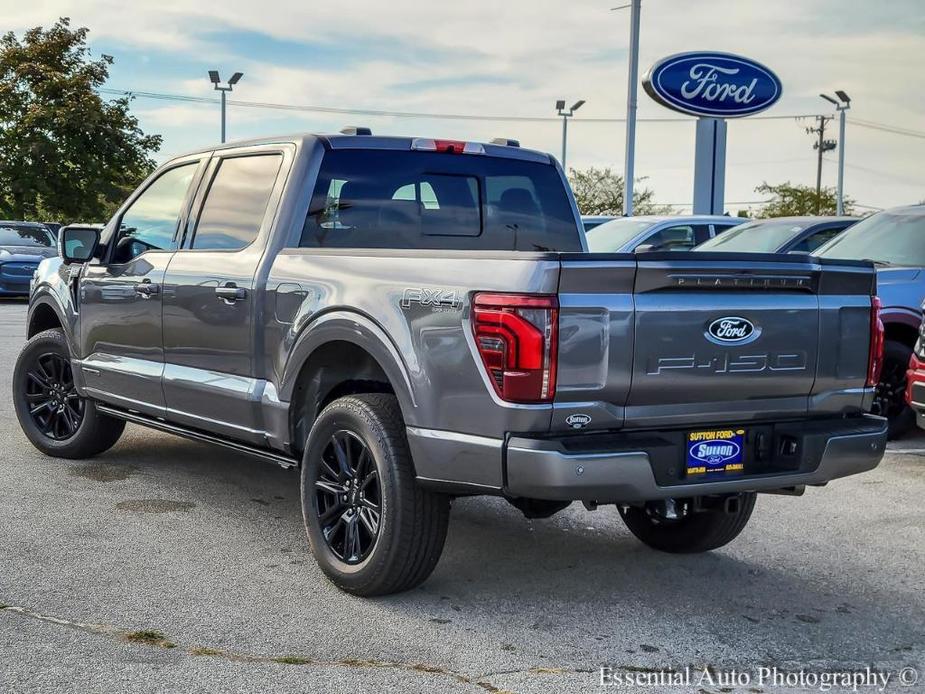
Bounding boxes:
161 145 289 442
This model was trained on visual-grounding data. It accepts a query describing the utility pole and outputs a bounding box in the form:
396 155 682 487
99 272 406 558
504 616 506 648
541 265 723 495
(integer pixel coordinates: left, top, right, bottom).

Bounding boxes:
806 115 836 214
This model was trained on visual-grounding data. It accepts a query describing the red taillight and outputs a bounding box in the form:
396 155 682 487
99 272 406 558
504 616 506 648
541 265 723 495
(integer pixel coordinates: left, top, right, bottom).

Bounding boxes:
472 293 558 403
867 296 884 387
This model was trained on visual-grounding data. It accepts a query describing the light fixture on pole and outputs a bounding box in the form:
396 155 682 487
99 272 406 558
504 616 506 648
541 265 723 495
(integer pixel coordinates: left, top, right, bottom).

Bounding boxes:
556 99 585 170
613 0 642 216
820 91 851 215
208 70 244 144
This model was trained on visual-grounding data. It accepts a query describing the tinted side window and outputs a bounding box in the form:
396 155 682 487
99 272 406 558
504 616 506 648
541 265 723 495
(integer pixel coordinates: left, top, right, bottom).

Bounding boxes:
712 222 739 235
646 224 695 251
116 163 197 261
299 150 581 251
192 154 282 250
793 227 844 253
692 224 712 244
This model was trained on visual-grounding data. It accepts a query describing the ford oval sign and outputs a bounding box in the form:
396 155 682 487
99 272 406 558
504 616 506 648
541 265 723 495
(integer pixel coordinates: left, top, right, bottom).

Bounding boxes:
706 317 758 345
643 51 782 118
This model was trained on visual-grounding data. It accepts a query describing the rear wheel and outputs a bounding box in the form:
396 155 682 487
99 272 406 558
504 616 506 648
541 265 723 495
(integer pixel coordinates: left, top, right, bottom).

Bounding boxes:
12 328 125 458
300 394 450 596
872 339 914 440
618 494 756 553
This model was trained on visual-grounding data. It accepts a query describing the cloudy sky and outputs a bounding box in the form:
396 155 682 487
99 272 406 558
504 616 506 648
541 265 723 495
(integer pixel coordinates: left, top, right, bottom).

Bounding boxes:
4 0 924 213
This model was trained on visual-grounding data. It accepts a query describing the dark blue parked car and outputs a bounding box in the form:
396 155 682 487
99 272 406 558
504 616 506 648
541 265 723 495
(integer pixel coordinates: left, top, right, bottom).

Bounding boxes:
0 222 58 297
817 205 925 438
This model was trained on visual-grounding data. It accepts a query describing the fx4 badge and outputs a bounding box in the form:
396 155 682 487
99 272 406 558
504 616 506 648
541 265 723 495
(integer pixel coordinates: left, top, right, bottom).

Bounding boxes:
706 316 759 345
400 287 462 313
565 413 592 429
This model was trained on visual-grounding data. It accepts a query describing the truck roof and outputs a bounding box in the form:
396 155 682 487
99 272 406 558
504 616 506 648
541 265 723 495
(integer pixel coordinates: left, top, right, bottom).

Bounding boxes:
171 133 553 165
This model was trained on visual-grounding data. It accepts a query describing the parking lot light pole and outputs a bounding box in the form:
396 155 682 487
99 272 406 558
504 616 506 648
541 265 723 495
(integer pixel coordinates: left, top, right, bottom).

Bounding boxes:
556 99 585 170
209 70 244 143
820 91 851 215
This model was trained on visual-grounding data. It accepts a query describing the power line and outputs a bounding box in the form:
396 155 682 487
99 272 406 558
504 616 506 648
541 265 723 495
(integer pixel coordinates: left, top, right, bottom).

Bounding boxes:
822 156 922 186
847 118 925 140
98 87 821 125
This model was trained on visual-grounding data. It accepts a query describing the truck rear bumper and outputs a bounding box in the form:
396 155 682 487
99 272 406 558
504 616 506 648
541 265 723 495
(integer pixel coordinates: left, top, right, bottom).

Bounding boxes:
504 414 887 503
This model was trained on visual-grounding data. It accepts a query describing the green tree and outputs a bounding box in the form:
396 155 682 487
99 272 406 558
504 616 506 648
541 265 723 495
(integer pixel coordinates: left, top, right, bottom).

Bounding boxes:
568 167 670 216
0 18 161 222
750 181 855 218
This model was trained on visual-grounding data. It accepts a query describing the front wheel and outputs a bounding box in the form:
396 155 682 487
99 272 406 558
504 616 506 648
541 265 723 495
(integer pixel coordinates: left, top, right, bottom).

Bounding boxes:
12 328 125 458
300 394 450 596
618 494 756 553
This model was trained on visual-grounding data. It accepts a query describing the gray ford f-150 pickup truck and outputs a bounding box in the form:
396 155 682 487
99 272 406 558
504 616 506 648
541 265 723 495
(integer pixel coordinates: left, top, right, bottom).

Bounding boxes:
14 132 888 596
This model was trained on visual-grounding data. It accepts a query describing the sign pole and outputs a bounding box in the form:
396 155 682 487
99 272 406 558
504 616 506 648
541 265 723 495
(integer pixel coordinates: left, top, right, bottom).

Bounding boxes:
692 117 727 215
622 0 642 217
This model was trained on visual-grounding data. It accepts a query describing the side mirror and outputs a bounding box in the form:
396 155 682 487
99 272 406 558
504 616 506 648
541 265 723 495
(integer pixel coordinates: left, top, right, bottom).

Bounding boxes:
59 225 101 263
634 243 655 254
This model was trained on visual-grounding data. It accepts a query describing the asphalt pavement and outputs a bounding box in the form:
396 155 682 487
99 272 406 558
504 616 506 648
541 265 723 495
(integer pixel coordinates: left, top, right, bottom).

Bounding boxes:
1 298 923 693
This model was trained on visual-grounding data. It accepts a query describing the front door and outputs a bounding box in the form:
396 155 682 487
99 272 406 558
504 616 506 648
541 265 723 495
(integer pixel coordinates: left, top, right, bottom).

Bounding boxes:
78 158 206 417
161 147 287 442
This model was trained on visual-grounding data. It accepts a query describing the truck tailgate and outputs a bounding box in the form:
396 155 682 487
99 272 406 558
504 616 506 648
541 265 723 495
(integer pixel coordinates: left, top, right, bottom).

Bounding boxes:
554 253 875 432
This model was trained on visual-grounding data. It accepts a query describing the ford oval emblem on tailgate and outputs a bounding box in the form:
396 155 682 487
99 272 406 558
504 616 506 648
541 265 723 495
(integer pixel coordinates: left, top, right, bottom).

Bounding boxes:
706 316 759 345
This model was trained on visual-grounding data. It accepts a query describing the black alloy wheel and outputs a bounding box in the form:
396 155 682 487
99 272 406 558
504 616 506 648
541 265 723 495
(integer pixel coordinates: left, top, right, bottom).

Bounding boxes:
872 357 907 420
314 430 382 564
24 352 84 441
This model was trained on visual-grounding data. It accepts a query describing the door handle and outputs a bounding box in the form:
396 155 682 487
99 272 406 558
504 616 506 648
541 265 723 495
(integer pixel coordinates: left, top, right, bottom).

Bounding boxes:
135 281 160 297
215 283 247 303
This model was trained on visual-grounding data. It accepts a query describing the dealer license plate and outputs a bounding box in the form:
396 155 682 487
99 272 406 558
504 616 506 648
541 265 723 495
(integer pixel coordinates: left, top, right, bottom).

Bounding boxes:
686 429 746 477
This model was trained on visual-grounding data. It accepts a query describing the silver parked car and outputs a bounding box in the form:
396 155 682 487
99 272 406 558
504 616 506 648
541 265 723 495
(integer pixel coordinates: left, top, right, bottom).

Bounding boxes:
693 216 857 255
584 215 746 253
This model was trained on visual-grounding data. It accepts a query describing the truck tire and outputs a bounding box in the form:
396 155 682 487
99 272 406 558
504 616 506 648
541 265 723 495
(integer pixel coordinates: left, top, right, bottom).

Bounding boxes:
300 393 450 596
12 328 125 459
872 339 915 440
618 493 756 553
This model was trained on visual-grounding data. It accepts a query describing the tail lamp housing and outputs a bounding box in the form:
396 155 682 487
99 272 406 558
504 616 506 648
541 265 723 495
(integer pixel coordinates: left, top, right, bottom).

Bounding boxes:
471 293 558 403
867 296 884 387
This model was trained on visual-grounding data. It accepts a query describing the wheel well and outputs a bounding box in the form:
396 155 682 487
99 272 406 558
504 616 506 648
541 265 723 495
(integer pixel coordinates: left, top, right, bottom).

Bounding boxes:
884 321 918 349
28 304 63 338
290 341 395 455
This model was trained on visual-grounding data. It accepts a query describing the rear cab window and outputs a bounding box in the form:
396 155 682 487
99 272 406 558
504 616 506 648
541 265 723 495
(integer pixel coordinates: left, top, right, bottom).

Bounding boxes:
299 149 581 251
191 154 283 250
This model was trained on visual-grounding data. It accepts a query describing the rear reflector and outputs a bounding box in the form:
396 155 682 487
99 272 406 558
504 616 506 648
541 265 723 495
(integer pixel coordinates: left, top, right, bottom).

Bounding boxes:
411 138 485 154
472 293 558 403
867 296 884 387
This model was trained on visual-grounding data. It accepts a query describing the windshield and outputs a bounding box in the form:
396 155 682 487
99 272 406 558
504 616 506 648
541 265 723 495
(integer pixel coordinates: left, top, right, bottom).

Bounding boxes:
817 209 925 265
585 218 656 252
0 225 54 248
694 219 810 252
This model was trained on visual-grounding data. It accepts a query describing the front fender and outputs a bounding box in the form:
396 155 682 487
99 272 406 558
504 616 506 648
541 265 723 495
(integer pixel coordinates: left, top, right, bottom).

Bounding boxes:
279 309 418 423
28 258 79 355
